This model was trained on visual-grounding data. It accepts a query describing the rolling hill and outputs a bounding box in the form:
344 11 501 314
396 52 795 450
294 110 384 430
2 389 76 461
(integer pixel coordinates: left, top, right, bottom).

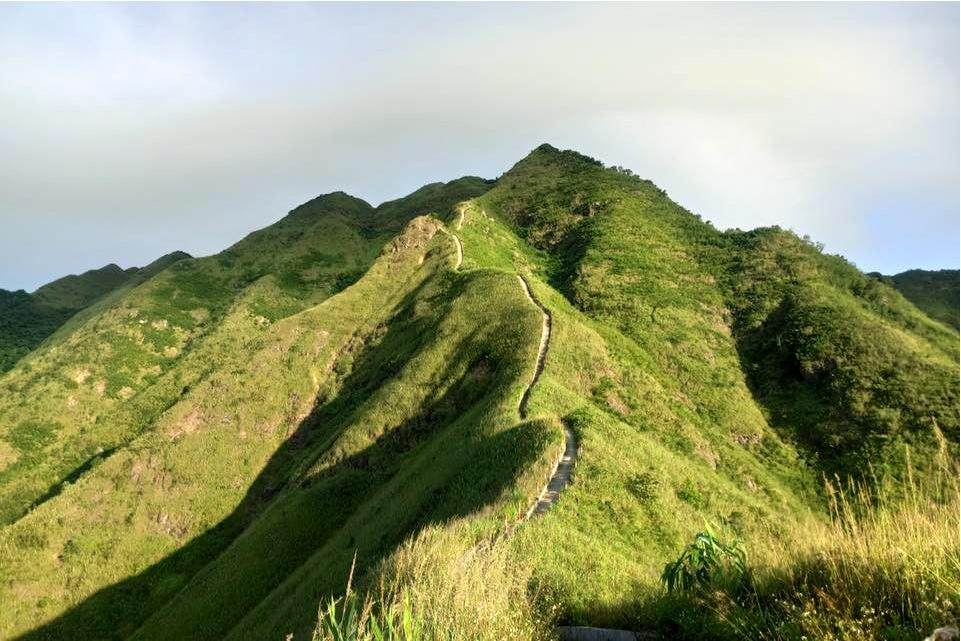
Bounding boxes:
0 253 191 374
0 146 956 641
874 268 959 330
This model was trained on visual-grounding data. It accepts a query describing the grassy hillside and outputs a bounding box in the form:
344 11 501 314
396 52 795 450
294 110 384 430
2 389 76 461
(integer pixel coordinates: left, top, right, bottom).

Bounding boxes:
0 291 76 374
0 178 495 638
0 253 191 374
454 146 958 636
875 268 959 330
0 147 956 641
0 179 489 527
32 263 138 309
480 145 958 481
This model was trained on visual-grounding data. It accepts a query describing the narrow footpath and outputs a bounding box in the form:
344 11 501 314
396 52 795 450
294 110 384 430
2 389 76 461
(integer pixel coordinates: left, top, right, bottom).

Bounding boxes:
442 205 576 521
516 274 551 419
444 205 644 641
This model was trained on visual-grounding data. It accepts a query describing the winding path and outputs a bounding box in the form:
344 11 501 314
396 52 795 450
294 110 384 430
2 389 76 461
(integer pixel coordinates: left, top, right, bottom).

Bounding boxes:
452 235 463 269
442 205 576 521
516 275 551 419
446 206 632 641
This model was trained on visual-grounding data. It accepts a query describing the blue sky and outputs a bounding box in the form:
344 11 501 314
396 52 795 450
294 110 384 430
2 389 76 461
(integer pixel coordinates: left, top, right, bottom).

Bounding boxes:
1 2 958 291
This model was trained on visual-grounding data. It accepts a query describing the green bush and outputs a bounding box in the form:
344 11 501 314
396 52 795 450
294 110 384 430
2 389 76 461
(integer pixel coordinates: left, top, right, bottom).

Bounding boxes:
661 521 749 595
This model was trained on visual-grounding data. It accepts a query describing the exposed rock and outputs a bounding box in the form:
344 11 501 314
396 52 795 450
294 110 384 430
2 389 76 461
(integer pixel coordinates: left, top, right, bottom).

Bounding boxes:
926 626 960 641
556 627 660 641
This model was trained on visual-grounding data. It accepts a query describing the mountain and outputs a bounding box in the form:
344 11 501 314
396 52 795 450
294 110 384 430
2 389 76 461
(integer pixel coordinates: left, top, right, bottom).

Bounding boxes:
870 268 959 330
0 253 191 373
0 147 955 641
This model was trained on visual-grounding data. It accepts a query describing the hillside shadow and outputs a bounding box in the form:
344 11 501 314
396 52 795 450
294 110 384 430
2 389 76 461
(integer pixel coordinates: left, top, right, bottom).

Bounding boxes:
545 220 594 300
730 297 846 479
18 270 544 641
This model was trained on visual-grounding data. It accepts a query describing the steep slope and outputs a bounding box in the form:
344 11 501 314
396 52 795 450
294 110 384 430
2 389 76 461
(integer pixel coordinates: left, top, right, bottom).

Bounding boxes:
128 221 556 641
0 178 490 528
478 144 958 480
135 147 860 639
357 147 955 636
441 188 817 632
0 290 76 374
0 179 496 638
0 254 189 373
875 268 959 330
0 147 956 641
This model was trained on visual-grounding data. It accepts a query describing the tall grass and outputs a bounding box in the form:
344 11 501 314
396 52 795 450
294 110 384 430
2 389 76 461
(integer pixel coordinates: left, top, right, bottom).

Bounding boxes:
312 555 424 641
313 446 959 640
316 454 958 641
315 524 552 641
644 446 960 640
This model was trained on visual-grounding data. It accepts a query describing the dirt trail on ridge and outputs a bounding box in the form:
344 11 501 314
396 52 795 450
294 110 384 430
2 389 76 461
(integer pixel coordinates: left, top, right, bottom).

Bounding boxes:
443 205 576 521
438 227 463 269
515 273 576 518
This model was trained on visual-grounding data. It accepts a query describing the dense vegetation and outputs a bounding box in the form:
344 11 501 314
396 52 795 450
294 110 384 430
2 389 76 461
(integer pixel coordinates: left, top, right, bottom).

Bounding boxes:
0 253 191 373
0 290 75 373
0 146 955 641
872 268 959 330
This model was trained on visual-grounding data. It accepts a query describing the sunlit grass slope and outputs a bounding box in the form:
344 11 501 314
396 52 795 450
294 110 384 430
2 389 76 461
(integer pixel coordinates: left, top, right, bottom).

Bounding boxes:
439 187 817 631
0 179 499 637
135 230 559 641
324 145 957 639
0 254 190 374
1 212 560 641
479 145 957 481
470 146 956 635
0 145 956 641
880 268 959 330
0 180 489 528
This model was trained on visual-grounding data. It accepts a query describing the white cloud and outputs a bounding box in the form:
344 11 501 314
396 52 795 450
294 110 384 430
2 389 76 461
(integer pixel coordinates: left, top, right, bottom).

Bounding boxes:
0 2 956 289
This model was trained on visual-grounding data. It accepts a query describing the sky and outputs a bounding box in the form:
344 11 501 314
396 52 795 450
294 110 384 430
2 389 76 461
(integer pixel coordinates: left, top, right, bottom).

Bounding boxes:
1 2 958 291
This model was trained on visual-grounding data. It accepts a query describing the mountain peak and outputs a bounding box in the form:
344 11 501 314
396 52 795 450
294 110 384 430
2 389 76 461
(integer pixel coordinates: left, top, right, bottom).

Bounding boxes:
532 142 560 154
286 191 374 221
1 146 956 641
502 144 605 181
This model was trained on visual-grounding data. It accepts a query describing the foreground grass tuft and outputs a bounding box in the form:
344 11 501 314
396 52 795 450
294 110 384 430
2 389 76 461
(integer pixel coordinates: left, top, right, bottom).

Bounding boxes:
639 455 960 640
315 525 553 641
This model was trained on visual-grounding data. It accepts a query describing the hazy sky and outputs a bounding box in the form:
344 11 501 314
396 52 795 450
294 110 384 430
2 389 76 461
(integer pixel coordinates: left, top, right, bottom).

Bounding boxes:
1 2 958 291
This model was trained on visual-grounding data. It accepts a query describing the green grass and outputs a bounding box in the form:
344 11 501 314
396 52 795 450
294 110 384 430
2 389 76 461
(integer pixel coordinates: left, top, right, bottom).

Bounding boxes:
0 215 558 640
0 289 75 372
0 145 955 641
0 254 193 374
363 146 956 638
0 257 179 374
879 268 959 330
0 183 498 639
0 181 489 528
630 452 959 640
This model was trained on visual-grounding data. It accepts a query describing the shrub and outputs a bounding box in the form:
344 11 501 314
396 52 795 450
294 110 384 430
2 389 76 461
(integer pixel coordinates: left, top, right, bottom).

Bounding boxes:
661 521 749 595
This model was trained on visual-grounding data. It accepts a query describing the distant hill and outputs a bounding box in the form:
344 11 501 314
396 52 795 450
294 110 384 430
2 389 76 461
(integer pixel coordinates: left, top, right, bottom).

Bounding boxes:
0 147 954 641
870 268 959 330
32 263 138 309
0 252 190 372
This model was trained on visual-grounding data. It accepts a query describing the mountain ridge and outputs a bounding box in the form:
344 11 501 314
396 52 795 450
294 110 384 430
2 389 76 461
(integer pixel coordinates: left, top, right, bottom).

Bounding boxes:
0 251 192 374
872 268 959 330
0 145 956 640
